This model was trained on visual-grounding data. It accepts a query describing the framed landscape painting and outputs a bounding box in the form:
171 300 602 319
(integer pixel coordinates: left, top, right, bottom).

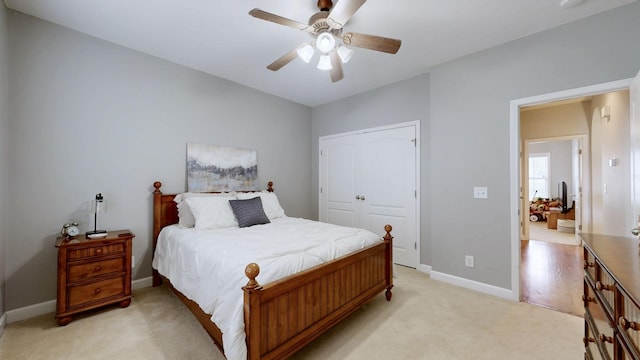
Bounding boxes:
187 142 258 192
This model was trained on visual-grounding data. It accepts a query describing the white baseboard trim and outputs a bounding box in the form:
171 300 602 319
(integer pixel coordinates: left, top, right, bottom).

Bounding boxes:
132 276 153 290
6 299 56 324
418 264 431 274
430 270 516 301
5 276 154 325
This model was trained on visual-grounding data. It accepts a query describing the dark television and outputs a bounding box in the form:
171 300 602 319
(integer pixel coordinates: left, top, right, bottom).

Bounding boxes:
559 181 569 214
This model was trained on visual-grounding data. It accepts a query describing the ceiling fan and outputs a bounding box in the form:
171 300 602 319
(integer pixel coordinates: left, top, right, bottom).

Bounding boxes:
249 0 402 83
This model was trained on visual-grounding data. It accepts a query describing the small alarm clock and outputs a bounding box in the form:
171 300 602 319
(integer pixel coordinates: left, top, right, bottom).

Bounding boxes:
61 222 80 238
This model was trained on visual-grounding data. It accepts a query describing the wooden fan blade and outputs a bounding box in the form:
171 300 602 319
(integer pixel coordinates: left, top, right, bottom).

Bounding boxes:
342 32 401 54
327 0 366 29
329 50 344 82
249 8 311 32
267 48 298 71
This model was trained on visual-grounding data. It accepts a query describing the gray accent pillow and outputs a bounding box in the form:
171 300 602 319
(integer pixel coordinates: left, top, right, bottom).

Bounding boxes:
229 197 271 228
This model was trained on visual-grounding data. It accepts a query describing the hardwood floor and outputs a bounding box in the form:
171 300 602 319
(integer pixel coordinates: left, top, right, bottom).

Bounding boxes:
520 239 583 317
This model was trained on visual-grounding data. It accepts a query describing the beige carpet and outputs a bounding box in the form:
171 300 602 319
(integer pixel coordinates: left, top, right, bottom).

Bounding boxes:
529 220 580 246
0 267 583 359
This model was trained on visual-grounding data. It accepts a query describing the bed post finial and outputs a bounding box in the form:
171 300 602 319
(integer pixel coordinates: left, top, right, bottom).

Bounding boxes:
244 263 262 291
384 225 393 241
267 181 274 193
153 181 162 195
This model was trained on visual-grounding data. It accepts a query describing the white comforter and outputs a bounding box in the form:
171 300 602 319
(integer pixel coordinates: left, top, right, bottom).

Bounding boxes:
152 217 382 360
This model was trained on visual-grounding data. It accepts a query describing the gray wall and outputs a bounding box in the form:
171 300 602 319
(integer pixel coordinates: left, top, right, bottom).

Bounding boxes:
0 3 8 316
311 74 431 264
5 1 640 313
429 3 640 289
313 2 640 291
6 11 312 310
590 91 631 235
529 141 573 200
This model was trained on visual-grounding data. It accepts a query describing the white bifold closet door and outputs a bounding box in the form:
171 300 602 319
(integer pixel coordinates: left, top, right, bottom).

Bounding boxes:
319 123 418 268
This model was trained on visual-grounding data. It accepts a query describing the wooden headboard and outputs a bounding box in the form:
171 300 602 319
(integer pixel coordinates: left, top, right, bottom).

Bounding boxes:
151 181 274 286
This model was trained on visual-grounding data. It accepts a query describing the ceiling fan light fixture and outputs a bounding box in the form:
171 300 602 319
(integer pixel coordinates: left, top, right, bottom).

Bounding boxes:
337 45 353 63
317 54 332 70
296 44 315 63
316 32 336 54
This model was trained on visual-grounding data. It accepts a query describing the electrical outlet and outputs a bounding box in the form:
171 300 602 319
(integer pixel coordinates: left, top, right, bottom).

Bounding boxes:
473 187 488 199
465 255 474 268
132 255 135 268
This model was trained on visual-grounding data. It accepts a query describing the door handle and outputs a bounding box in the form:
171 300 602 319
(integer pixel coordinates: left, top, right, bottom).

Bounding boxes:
355 195 361 200
632 227 640 236
360 195 365 201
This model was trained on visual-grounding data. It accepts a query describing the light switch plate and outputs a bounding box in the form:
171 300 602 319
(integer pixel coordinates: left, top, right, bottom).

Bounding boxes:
474 187 488 199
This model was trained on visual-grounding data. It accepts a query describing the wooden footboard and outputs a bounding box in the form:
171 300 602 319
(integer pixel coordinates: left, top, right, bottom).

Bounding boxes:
242 227 393 360
152 181 393 359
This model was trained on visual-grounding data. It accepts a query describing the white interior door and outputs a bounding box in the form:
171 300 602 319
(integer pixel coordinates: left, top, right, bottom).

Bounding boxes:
319 123 419 268
630 70 640 232
319 135 358 227
361 126 417 268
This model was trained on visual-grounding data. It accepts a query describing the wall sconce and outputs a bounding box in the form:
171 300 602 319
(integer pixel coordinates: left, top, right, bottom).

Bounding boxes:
601 106 611 122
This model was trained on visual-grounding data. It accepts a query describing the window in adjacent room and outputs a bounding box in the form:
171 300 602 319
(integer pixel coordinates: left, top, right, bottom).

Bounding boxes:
529 153 550 199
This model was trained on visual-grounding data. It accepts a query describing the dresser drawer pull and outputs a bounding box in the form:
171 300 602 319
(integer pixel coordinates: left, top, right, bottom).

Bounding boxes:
582 294 596 303
599 334 613 343
595 281 614 292
619 317 640 331
94 265 102 272
583 260 594 269
94 288 102 295
583 336 596 345
95 248 103 255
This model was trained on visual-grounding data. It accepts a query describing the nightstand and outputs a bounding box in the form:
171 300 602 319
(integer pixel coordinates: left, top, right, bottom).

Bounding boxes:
55 229 134 326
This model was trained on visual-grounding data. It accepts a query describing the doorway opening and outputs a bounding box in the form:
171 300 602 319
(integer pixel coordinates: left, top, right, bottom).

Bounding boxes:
509 78 633 311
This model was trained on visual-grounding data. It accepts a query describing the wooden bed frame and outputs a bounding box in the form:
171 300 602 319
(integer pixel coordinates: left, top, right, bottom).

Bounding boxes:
151 181 394 360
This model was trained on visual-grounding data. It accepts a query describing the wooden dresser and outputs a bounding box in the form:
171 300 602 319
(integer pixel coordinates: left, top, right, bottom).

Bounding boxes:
55 229 134 325
581 233 640 359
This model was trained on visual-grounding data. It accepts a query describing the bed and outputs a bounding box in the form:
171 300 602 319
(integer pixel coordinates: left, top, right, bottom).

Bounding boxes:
151 181 394 360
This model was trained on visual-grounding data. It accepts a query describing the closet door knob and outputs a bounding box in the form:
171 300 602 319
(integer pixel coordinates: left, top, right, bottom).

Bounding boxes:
355 195 361 200
360 195 365 200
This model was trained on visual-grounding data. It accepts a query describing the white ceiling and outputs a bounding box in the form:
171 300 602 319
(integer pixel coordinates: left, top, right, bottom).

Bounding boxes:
4 0 636 107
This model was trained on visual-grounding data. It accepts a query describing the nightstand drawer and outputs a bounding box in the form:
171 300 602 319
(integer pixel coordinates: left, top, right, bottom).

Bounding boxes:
68 257 124 282
67 242 125 260
68 276 124 308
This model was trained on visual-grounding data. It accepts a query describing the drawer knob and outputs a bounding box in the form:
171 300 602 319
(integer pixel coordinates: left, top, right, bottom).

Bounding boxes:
583 260 594 269
94 288 102 294
94 265 102 272
583 336 595 345
596 281 614 292
619 317 640 331
581 294 596 303
95 248 103 255
599 334 614 343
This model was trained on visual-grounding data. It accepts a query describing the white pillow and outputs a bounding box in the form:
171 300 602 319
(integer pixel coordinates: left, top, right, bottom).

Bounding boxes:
237 191 285 219
185 196 238 229
174 192 236 227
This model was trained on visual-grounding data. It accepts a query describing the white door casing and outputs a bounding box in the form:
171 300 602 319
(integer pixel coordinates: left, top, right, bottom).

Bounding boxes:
319 122 419 268
630 70 640 232
510 78 632 301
